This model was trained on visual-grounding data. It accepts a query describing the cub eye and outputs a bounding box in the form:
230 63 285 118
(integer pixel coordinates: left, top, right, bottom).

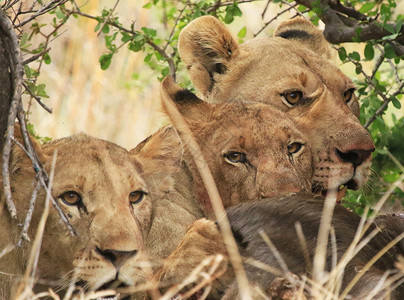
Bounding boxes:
224 151 247 164
287 142 304 155
281 91 303 106
59 191 82 206
129 191 147 205
343 88 355 103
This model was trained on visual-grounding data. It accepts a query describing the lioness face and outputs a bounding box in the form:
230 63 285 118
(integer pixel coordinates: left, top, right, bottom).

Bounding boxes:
179 16 375 199
161 78 315 210
2 134 153 294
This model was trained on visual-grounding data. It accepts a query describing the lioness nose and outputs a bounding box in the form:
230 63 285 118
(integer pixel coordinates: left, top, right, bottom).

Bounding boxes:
336 148 374 167
96 247 138 269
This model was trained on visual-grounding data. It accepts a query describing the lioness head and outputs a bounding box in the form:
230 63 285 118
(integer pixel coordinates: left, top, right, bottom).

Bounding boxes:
178 16 375 198
0 133 160 296
160 77 315 211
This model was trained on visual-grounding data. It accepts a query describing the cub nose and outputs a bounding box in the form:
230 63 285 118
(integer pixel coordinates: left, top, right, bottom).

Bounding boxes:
336 148 374 167
96 247 138 269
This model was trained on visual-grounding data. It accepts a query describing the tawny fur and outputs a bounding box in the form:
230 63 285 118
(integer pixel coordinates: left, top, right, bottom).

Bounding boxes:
0 133 171 297
178 16 375 194
132 79 316 295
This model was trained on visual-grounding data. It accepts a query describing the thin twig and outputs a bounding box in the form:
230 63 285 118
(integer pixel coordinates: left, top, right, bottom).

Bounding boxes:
15 150 57 299
18 177 41 246
261 0 271 19
206 0 258 13
163 3 188 52
16 0 69 28
254 4 298 37
22 48 51 65
96 0 121 37
22 81 53 113
69 9 177 79
10 121 77 237
364 81 404 129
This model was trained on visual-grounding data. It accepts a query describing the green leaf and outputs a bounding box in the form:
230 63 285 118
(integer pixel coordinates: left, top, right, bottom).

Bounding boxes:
348 51 360 61
141 27 157 37
95 22 101 32
224 4 242 24
364 44 374 60
383 23 395 34
36 84 49 98
143 2 152 9
144 53 153 63
238 26 247 38
396 20 403 33
161 67 169 77
384 43 396 58
338 47 347 61
392 97 401 109
43 53 51 64
128 41 143 52
121 32 132 43
55 7 65 20
24 65 32 79
359 2 375 13
102 24 110 34
20 33 29 48
99 53 113 70
355 64 362 74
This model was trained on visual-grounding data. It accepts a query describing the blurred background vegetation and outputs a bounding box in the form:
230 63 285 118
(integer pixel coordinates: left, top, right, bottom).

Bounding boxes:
2 0 404 213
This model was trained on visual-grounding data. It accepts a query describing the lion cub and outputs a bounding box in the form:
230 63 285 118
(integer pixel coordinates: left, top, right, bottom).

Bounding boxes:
0 132 168 298
132 77 315 286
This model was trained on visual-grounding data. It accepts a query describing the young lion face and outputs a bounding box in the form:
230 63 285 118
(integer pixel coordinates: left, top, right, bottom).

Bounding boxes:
178 16 375 200
0 134 155 296
161 77 315 211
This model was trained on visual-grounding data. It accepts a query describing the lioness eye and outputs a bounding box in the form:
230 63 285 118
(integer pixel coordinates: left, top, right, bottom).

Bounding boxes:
343 88 355 103
224 151 247 164
59 191 82 206
288 142 304 155
129 191 147 204
281 91 303 106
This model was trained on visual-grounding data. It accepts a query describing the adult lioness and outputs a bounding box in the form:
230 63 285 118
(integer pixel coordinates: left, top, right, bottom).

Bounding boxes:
178 16 375 199
132 77 315 291
0 132 164 298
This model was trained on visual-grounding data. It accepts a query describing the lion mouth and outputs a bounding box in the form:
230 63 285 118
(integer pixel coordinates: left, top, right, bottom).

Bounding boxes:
313 178 358 203
97 280 130 300
74 279 129 300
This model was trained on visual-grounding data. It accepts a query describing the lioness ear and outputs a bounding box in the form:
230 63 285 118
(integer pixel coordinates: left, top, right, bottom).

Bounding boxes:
8 123 46 176
178 15 239 95
131 126 181 194
160 76 212 123
274 17 332 59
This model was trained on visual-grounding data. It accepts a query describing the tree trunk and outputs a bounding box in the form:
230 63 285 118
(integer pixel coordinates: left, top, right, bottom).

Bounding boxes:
0 19 13 151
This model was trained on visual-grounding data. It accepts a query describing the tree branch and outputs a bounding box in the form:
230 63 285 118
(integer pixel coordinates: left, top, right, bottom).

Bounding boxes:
0 9 24 219
15 0 69 28
295 0 404 55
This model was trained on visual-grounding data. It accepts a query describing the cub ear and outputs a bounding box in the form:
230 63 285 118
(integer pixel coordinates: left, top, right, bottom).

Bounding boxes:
274 17 332 59
131 126 182 194
160 76 212 123
178 15 239 95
